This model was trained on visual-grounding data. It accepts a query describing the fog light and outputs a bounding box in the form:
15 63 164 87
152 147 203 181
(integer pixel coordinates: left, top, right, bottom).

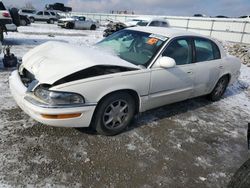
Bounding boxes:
41 113 81 119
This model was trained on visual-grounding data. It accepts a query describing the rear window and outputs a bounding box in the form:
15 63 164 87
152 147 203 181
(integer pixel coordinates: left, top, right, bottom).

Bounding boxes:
194 38 221 62
22 9 35 14
0 2 6 10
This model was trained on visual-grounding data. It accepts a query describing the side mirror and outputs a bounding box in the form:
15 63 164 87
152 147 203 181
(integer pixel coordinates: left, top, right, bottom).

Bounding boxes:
158 56 176 68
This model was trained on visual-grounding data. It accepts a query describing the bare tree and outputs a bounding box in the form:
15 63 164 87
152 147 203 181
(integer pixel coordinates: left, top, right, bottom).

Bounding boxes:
23 2 35 10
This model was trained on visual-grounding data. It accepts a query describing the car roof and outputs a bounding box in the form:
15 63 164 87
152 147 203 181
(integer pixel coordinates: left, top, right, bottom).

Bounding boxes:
126 26 204 38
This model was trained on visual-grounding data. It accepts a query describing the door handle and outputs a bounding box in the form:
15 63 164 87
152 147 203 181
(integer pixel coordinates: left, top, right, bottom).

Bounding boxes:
187 71 193 74
219 65 224 69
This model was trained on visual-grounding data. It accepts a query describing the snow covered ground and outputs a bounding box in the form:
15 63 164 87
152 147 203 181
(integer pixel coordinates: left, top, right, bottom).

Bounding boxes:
0 23 250 187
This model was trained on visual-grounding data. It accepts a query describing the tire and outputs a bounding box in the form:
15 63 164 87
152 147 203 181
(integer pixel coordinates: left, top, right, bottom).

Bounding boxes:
208 75 229 101
66 22 74 29
90 24 96 30
228 158 250 188
30 17 35 23
9 8 20 27
20 19 27 26
93 92 136 136
48 19 54 24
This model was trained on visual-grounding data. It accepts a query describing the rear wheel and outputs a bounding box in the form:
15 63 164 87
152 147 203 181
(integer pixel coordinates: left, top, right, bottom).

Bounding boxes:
90 24 96 30
48 19 54 24
93 92 135 136
208 75 229 101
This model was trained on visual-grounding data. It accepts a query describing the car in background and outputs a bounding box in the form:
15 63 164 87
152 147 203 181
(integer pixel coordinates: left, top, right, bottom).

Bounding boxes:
18 9 36 17
0 1 16 41
10 27 241 135
58 16 99 30
29 10 59 24
239 15 250 20
215 15 229 18
46 3 72 12
193 14 207 17
124 17 169 27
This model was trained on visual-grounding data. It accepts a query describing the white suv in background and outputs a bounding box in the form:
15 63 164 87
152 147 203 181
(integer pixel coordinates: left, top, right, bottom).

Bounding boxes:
124 17 169 27
29 10 59 24
239 15 250 20
0 1 16 41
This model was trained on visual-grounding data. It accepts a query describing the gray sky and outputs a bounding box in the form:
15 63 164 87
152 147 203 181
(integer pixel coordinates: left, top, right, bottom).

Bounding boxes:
2 0 250 17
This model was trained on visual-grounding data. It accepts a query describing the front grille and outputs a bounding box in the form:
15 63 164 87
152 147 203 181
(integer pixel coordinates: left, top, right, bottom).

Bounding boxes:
20 68 36 87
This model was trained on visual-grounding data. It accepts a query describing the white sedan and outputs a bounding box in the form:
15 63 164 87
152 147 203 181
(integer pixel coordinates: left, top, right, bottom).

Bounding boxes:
58 16 99 30
9 27 241 135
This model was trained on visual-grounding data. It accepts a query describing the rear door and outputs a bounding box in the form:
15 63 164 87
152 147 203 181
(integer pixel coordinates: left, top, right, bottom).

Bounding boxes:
35 11 43 21
192 37 223 97
44 11 51 21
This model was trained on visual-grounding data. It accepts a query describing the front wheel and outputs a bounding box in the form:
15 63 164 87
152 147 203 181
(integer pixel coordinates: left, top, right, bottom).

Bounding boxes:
30 17 35 23
93 92 135 136
208 76 229 101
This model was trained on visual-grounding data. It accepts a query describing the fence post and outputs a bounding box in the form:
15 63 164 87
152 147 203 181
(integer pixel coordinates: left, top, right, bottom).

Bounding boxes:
186 19 190 30
210 20 215 36
240 22 247 43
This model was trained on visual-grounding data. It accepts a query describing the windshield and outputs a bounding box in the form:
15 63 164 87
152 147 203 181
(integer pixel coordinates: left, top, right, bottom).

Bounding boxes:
97 30 167 66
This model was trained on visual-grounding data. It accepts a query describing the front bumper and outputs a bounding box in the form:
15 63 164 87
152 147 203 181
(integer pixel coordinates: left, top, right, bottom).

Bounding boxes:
9 70 96 127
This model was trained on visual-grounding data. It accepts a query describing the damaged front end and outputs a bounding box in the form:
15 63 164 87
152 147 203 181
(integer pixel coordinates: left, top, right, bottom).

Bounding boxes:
18 64 137 109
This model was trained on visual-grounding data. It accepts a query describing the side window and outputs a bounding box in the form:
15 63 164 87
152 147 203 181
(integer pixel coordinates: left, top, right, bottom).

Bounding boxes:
161 22 168 27
212 42 221 59
149 21 160 27
194 38 221 62
44 12 50 16
37 11 43 15
79 17 86 21
162 38 192 65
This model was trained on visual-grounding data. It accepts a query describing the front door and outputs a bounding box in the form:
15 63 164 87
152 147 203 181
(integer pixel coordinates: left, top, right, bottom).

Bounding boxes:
147 38 195 110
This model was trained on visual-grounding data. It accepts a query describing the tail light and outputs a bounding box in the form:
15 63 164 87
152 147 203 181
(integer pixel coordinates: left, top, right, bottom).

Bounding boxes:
2 12 10 18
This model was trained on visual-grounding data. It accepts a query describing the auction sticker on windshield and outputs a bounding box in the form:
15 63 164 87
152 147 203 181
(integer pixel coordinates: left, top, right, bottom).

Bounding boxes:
149 34 168 41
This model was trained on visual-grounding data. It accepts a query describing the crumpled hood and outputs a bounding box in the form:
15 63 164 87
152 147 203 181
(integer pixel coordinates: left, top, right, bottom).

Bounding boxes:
22 41 139 84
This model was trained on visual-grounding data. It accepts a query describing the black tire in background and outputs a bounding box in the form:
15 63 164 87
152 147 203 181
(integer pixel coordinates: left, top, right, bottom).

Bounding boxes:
9 8 20 26
66 22 74 29
47 19 54 24
29 17 35 23
90 24 96 30
20 19 27 26
92 92 136 136
228 158 250 188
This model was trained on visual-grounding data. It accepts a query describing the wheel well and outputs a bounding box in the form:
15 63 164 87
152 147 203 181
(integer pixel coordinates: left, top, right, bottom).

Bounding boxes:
90 24 96 29
222 73 231 83
97 90 140 114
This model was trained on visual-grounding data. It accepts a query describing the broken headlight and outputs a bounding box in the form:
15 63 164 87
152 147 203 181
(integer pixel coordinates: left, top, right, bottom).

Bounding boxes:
34 86 85 106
